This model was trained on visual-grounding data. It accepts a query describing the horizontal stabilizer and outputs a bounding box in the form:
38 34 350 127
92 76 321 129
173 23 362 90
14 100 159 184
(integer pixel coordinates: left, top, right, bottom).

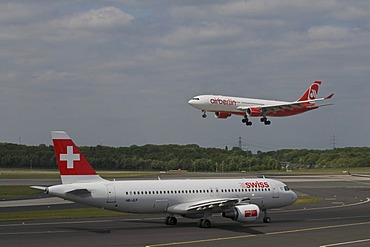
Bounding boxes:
30 186 47 191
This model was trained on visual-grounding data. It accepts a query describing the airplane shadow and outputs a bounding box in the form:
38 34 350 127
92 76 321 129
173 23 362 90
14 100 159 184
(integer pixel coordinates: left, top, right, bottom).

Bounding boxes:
58 218 266 235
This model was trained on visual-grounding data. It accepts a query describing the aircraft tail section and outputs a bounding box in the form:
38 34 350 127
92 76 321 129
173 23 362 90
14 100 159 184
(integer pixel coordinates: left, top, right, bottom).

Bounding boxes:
297 81 321 101
51 131 105 184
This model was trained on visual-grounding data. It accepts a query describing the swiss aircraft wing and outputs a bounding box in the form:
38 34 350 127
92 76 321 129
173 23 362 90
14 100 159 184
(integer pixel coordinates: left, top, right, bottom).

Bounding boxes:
237 93 334 115
167 197 251 214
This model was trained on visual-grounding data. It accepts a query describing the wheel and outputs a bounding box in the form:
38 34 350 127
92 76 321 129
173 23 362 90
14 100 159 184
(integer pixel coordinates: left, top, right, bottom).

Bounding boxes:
168 217 177 225
202 114 207 118
260 117 266 122
242 118 246 123
265 120 271 125
197 219 204 227
202 219 211 228
263 217 271 223
165 216 171 225
246 121 252 126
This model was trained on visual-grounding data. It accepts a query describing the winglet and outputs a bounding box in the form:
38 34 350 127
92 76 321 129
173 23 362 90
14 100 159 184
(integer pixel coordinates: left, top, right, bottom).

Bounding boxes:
325 93 334 99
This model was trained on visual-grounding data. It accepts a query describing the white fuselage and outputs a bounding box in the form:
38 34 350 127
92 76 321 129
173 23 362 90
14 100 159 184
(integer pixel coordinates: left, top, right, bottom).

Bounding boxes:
188 95 287 114
48 178 297 217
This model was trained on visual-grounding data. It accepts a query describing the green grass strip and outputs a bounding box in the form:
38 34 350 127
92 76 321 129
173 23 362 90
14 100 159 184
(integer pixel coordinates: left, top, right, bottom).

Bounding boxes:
0 186 42 200
294 197 322 205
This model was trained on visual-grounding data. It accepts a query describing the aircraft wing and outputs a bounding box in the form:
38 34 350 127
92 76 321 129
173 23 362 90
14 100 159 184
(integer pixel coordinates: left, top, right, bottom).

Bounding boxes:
167 197 251 214
237 93 334 115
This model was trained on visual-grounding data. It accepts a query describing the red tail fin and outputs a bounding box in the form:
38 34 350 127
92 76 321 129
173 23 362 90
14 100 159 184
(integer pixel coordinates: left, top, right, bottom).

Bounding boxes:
51 131 104 184
297 81 321 101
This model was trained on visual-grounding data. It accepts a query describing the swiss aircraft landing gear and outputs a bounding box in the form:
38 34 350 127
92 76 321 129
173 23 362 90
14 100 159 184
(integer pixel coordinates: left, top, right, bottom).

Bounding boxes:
201 110 207 118
262 209 271 223
197 218 211 228
165 215 177 226
242 116 252 126
260 117 271 126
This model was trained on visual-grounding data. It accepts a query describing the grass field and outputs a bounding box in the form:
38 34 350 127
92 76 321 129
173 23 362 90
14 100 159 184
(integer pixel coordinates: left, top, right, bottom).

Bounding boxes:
0 186 43 200
1 167 370 180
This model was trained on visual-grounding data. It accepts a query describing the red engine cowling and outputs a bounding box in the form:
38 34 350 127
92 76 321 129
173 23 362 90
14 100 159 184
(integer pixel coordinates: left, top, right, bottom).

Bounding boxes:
222 204 260 223
246 107 262 117
214 112 231 119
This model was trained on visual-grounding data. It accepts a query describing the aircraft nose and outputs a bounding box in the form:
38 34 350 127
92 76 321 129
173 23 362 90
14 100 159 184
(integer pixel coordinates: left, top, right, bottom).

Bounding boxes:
291 191 298 203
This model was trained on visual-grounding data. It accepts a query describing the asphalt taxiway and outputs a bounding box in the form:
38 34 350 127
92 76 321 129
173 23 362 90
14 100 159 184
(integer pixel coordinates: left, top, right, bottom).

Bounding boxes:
1 175 370 247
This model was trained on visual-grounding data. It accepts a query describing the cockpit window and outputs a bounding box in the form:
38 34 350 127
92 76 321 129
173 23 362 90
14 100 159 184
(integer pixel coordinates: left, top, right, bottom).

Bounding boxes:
192 97 200 100
284 186 290 191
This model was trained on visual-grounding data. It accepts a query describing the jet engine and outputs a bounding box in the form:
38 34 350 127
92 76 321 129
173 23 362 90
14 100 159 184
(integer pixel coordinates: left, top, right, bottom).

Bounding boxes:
214 112 231 119
222 204 260 223
246 107 262 117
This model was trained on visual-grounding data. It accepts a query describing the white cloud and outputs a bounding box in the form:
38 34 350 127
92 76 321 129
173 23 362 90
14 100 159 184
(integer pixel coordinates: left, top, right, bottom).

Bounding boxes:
161 24 242 46
59 6 134 29
307 25 353 41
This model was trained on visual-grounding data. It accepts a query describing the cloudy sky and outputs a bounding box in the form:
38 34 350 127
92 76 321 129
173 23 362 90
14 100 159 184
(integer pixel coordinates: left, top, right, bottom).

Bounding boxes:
1 1 370 152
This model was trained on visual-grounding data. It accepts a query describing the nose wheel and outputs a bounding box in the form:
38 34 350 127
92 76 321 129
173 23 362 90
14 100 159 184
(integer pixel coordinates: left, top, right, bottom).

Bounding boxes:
262 209 271 223
201 110 207 118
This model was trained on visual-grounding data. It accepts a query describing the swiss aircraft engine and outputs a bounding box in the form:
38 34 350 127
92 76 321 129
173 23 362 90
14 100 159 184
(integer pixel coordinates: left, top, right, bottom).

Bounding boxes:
222 204 260 223
246 107 262 117
214 112 231 119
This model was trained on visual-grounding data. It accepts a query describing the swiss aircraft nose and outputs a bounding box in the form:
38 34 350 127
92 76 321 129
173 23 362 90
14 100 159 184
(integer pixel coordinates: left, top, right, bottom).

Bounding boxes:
291 191 298 204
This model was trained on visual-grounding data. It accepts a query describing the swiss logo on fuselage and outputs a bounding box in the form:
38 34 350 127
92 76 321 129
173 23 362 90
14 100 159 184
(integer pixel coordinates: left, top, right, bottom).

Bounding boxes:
242 181 270 188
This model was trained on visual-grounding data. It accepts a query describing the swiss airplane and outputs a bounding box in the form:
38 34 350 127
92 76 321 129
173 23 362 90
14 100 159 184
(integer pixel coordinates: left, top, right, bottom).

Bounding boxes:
32 131 297 228
188 81 334 126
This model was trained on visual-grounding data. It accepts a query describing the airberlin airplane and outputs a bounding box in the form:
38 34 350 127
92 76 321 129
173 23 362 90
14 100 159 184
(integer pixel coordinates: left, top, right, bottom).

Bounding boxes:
188 81 334 126
32 131 297 228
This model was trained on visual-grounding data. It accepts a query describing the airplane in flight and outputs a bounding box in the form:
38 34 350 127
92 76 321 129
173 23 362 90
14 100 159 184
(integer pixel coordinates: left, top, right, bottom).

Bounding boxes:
32 131 297 228
188 81 334 126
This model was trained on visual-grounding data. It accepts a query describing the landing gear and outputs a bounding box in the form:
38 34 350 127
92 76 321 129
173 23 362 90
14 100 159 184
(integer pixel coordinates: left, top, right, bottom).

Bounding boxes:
262 209 271 223
260 117 271 126
201 110 207 118
165 215 177 226
197 219 211 228
242 116 252 126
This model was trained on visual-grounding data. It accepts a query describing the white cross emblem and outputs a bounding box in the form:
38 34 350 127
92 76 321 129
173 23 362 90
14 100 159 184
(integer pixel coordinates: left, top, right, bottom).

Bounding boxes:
60 146 80 169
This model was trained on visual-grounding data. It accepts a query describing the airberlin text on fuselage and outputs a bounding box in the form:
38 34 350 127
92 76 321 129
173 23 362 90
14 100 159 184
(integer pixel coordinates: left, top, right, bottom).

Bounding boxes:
245 181 270 188
210 98 237 105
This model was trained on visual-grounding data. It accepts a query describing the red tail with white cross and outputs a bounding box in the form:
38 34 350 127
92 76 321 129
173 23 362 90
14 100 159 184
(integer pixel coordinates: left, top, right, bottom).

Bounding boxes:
51 131 104 184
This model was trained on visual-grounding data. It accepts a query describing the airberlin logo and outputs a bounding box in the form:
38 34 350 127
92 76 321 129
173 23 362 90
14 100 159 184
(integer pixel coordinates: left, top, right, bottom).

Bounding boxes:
210 98 237 105
244 181 270 188
309 85 318 99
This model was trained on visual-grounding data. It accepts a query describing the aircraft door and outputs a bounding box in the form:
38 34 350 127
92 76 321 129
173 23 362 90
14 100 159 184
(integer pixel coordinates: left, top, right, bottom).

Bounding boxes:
272 182 279 198
106 185 116 203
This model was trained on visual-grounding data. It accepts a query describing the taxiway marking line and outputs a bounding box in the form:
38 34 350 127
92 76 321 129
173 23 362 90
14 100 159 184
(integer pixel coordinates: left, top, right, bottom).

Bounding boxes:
146 221 370 247
320 238 370 247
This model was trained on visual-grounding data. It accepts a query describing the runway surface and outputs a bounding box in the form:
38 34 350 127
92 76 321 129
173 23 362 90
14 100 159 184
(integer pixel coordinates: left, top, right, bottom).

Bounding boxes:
1 175 370 247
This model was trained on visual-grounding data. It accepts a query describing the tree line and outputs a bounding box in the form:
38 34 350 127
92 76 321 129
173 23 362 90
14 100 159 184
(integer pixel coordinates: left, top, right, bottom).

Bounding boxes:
0 142 369 171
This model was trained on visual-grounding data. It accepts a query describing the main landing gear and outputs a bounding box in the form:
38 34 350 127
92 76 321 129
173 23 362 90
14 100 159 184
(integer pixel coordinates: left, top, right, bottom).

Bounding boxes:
262 209 271 223
197 218 211 228
165 215 177 226
260 117 271 126
242 116 252 126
